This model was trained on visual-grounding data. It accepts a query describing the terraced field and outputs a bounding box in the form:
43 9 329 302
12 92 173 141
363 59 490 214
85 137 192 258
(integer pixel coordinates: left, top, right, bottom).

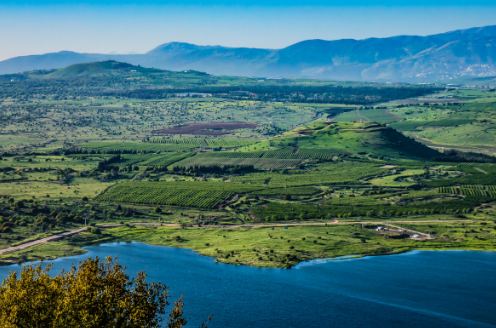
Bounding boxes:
172 156 303 170
96 182 265 208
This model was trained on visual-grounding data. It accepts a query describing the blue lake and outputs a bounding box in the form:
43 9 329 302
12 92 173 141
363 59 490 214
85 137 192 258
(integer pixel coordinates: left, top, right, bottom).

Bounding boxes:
0 243 495 327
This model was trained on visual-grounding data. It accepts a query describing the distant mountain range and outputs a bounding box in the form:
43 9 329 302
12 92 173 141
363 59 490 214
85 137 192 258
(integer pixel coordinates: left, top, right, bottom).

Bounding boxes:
1 25 496 82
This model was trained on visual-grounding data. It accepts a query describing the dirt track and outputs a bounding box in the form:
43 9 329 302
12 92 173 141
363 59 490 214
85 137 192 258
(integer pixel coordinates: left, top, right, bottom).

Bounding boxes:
355 109 370 121
0 219 480 256
384 109 404 121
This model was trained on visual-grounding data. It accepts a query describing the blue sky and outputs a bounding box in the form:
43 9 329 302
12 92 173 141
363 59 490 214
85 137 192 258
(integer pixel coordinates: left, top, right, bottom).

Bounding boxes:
1 0 495 61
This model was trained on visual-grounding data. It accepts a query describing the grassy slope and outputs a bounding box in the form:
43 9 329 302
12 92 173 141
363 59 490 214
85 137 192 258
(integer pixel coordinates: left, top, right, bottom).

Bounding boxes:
238 120 440 160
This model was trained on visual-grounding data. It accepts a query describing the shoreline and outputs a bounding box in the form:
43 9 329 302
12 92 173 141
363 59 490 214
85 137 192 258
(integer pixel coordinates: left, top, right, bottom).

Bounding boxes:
2 240 495 271
1 219 495 268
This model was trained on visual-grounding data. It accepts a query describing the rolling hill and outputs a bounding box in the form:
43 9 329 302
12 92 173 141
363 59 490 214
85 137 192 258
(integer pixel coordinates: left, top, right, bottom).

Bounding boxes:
45 61 136 78
238 121 441 160
1 25 496 82
0 60 212 82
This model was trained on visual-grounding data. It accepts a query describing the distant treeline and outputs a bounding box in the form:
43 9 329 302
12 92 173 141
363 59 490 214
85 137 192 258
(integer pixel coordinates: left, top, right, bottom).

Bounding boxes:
433 150 496 163
90 85 438 105
0 76 439 105
97 154 121 170
62 147 154 155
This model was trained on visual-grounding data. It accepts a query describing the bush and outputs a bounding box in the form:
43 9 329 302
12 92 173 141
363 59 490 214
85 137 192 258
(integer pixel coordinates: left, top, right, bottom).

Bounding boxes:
0 257 193 327
91 227 101 234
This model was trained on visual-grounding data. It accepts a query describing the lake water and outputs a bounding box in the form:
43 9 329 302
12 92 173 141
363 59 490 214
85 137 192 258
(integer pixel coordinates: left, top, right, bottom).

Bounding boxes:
0 243 495 327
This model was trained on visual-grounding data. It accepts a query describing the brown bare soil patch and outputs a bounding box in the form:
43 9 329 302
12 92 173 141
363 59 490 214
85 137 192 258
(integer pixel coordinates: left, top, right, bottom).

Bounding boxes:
153 122 258 135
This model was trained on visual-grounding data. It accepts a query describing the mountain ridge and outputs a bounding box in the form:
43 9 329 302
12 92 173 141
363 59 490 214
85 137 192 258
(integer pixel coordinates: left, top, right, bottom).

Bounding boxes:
2 25 496 82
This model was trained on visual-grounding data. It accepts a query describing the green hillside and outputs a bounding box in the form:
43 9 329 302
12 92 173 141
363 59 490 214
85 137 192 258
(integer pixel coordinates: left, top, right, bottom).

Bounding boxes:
238 120 440 160
40 60 197 79
45 60 136 78
20 60 212 82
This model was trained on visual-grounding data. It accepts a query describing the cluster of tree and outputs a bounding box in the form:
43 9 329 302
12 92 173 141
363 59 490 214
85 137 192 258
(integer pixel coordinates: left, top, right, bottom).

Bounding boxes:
97 154 121 170
0 257 206 327
0 220 13 233
144 165 168 172
0 167 15 173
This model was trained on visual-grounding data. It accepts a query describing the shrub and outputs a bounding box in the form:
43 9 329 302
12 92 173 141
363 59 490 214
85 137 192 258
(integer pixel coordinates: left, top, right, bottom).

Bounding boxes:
0 257 193 327
91 227 101 234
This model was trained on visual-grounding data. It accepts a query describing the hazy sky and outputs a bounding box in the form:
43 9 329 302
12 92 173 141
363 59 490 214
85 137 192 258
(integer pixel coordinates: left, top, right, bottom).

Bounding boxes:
1 0 496 61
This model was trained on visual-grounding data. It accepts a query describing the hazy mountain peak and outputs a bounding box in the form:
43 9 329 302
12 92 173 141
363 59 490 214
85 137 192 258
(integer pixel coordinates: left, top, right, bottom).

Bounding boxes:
2 25 496 82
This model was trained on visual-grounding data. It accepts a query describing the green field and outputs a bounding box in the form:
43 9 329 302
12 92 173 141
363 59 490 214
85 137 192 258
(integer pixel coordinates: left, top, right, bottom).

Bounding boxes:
1 61 496 268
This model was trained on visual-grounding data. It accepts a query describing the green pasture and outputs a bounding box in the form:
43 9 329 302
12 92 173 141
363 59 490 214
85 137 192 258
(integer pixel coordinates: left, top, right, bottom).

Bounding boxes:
369 169 425 187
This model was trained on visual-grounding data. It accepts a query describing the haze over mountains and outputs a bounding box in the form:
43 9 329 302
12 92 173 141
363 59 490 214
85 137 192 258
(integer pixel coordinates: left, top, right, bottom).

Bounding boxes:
1 25 496 82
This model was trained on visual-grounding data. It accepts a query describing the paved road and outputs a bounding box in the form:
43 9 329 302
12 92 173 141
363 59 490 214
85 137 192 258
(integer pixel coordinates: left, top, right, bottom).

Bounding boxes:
0 219 480 256
0 227 89 256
